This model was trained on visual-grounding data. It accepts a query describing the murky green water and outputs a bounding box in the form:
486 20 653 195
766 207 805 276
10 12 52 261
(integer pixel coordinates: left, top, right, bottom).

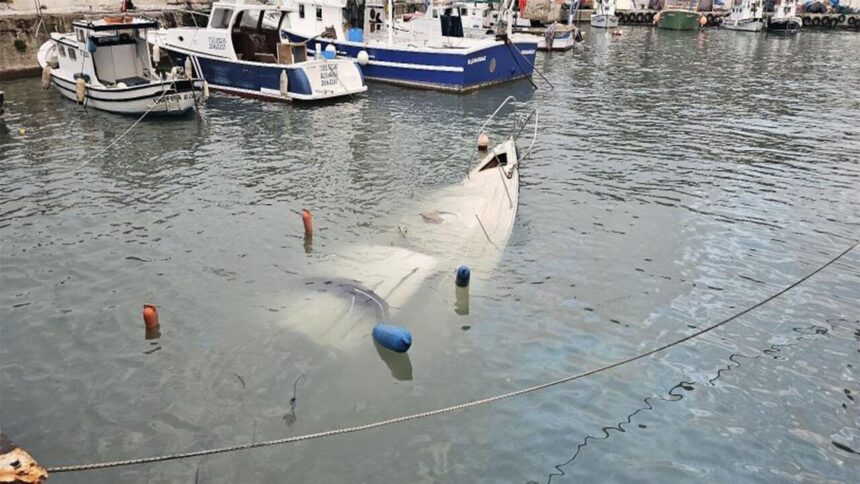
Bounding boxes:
2 27 859 483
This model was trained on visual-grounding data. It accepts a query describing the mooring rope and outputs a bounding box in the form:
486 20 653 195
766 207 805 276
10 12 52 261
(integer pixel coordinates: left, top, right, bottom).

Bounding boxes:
46 241 857 473
79 79 179 167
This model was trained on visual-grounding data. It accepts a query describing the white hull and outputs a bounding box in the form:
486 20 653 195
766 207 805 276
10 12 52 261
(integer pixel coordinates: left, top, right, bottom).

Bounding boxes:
591 14 619 28
723 19 764 31
48 74 199 115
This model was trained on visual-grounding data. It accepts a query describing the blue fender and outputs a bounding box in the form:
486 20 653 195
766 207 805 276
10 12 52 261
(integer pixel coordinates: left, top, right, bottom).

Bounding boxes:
372 323 412 353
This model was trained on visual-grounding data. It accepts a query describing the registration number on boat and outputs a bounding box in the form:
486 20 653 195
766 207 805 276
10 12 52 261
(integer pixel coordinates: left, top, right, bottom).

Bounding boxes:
153 93 193 104
319 64 339 87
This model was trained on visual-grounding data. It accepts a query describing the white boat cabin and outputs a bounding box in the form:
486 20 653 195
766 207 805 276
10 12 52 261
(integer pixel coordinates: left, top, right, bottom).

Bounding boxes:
56 17 159 88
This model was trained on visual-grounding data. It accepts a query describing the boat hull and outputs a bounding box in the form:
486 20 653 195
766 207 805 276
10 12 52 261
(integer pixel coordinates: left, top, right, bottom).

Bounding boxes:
48 75 200 115
767 18 801 34
536 31 579 51
283 32 537 92
591 14 619 28
657 11 702 30
723 18 765 31
162 46 367 102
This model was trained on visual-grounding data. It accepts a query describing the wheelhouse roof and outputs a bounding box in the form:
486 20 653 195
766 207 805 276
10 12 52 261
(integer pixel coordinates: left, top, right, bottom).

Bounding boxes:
72 17 160 32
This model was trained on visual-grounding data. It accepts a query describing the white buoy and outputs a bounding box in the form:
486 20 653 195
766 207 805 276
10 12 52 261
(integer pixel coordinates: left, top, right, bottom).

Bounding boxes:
184 56 193 77
357 50 370 66
41 65 52 89
477 132 490 150
279 70 289 98
202 81 210 100
75 78 86 103
152 43 160 64
314 43 322 60
170 66 180 78
324 44 337 59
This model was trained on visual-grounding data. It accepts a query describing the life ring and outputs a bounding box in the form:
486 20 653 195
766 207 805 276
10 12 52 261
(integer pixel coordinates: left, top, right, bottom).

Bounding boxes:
636 13 645 23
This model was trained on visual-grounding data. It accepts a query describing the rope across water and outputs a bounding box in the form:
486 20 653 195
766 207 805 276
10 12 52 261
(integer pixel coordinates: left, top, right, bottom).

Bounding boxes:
46 241 857 473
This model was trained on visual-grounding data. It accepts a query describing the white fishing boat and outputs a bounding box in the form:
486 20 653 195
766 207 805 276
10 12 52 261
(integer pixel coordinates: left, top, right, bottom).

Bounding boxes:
149 0 367 102
278 97 537 352
280 0 537 92
722 0 764 31
767 0 801 34
37 17 204 115
512 0 582 50
591 0 619 28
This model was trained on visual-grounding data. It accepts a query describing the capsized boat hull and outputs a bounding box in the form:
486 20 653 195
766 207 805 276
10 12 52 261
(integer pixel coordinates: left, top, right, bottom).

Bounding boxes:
282 31 537 92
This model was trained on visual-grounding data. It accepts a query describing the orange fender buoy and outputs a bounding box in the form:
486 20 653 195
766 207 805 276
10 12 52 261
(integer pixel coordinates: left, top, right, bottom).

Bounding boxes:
142 304 159 329
302 209 313 237
699 15 708 26
477 132 490 151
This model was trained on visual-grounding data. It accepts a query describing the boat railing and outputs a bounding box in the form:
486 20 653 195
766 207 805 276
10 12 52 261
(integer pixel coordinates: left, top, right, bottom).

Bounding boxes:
470 95 539 169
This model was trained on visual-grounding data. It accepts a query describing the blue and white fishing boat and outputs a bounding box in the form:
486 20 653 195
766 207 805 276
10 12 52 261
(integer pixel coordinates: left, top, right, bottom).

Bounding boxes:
280 0 537 92
149 0 367 102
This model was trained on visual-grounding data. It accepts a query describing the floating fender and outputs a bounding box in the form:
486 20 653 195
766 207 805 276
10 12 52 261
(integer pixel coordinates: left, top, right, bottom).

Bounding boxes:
86 37 97 54
202 80 210 100
152 43 160 64
41 65 51 89
75 78 86 104
699 15 707 26
372 323 412 353
653 12 661 24
184 56 193 77
357 50 370 66
142 304 159 329
280 70 289 98
455 265 471 288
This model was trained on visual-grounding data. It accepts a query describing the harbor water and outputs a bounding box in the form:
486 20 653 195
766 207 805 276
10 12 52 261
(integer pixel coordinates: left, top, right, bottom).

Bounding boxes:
1 27 859 482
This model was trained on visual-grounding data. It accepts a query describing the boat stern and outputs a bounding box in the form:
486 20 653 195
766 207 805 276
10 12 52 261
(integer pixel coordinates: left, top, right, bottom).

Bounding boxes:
290 59 367 101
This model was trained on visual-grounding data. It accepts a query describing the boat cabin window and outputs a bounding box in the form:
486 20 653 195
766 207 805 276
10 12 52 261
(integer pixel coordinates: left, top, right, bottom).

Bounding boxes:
230 9 284 63
316 6 323 21
299 4 305 18
58 44 66 57
480 152 509 171
210 8 234 29
76 28 86 43
432 9 438 18
68 47 77 61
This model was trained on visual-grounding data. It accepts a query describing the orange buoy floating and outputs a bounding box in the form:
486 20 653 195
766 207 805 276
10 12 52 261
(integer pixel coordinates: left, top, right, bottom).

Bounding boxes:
142 304 159 329
477 132 490 151
699 15 708 26
302 209 313 237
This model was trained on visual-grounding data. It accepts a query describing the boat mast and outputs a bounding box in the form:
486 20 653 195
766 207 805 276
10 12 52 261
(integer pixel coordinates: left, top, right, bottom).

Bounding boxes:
388 0 394 45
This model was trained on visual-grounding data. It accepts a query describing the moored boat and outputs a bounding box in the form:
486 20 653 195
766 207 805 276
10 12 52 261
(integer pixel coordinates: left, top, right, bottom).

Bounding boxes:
37 17 204 115
591 0 619 28
767 0 801 34
150 0 367 102
722 0 765 31
655 0 704 30
280 0 537 92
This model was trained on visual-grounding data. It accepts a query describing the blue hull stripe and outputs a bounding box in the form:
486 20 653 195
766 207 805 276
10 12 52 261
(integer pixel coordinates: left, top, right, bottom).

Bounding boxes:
283 32 537 91
165 49 312 97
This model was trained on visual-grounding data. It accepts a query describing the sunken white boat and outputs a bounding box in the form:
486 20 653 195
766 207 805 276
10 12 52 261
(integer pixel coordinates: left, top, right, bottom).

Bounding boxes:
281 98 538 352
37 17 204 115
